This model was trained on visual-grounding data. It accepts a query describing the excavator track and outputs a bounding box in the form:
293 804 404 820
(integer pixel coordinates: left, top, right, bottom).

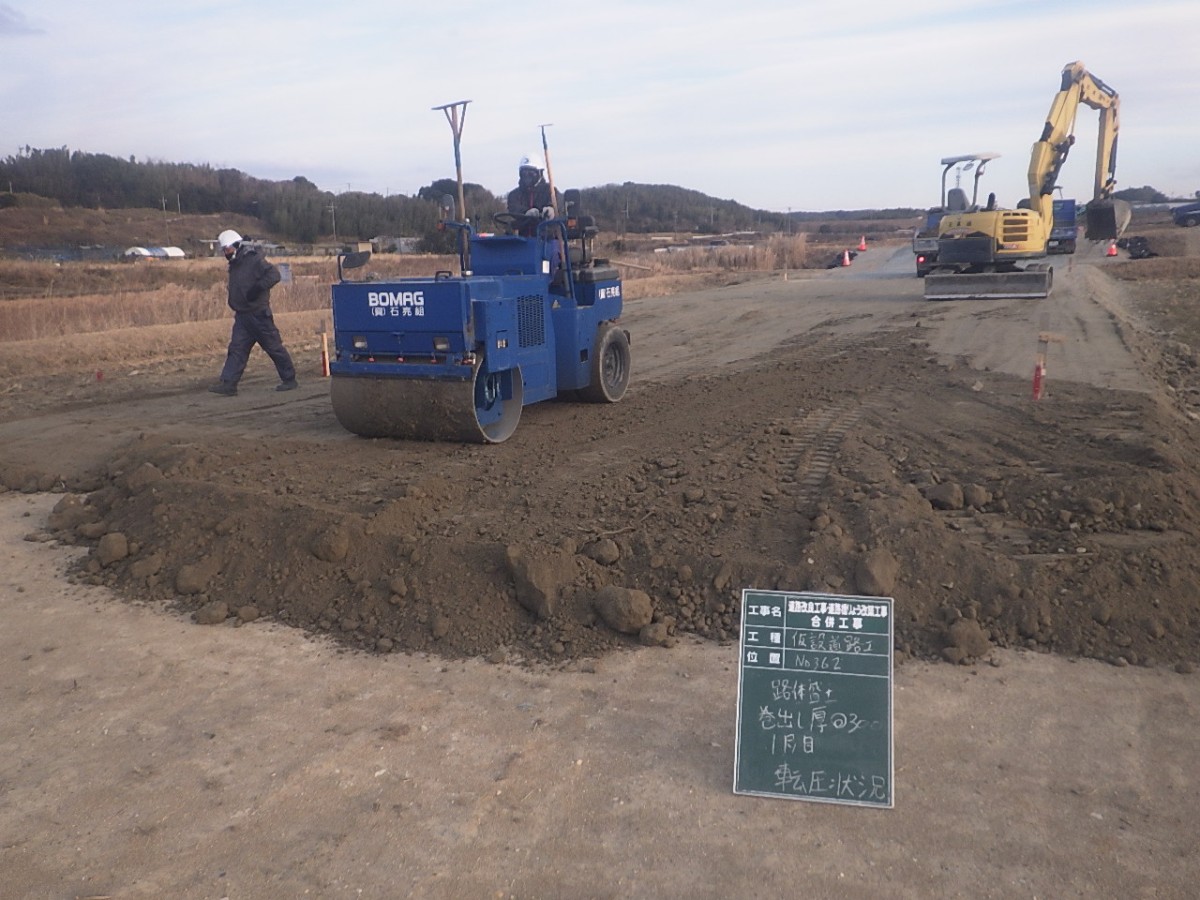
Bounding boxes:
330 362 524 444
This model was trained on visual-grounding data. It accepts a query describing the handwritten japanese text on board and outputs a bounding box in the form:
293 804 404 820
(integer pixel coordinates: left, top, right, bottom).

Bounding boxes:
734 590 894 808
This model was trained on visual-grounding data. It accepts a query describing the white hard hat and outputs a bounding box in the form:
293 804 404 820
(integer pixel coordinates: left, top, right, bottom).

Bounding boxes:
519 153 542 171
217 229 242 249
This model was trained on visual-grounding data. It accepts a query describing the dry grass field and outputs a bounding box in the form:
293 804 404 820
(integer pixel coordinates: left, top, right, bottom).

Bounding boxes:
0 255 456 341
0 230 820 346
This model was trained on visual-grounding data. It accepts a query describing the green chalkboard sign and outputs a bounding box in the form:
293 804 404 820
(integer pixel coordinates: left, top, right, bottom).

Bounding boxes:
734 589 893 808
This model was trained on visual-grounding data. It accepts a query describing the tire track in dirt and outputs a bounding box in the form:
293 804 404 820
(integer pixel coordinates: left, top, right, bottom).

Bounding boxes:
781 402 871 506
773 329 912 509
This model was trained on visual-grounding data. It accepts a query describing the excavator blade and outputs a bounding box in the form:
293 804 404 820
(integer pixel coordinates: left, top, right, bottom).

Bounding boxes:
1084 199 1132 241
330 363 523 444
924 266 1053 301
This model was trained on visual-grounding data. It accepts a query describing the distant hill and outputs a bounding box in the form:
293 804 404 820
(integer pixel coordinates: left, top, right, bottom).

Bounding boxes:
578 183 919 236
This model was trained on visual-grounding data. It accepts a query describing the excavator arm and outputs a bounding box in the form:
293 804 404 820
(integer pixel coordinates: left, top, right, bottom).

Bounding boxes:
1028 61 1126 240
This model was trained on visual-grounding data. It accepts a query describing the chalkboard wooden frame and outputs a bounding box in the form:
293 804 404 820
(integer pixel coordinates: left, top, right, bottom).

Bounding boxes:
734 589 894 808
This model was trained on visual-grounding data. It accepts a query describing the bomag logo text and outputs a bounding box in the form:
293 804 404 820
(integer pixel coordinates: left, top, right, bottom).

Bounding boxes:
368 291 425 307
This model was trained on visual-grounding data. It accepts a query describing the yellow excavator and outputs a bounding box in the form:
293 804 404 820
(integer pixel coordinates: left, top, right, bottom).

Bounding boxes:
925 61 1129 300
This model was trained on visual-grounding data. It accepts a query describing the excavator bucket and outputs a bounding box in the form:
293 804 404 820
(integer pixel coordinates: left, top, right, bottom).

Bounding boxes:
1084 199 1132 241
924 266 1053 301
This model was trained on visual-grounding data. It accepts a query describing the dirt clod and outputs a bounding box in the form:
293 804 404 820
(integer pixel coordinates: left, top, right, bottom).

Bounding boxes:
95 531 128 566
194 600 228 625
595 585 655 634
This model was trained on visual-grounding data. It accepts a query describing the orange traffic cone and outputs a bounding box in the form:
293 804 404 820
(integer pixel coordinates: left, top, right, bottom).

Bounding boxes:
1105 241 1118 257
857 235 867 251
841 249 851 267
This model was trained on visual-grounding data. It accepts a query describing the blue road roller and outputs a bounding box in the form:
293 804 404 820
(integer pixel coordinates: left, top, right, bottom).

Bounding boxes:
329 191 631 443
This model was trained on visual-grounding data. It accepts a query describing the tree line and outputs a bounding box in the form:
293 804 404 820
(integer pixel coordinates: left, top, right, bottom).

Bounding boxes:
0 147 465 247
8 145 1180 246
1 147 918 245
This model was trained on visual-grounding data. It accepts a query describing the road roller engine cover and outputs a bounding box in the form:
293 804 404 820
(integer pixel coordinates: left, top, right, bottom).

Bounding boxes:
329 189 631 443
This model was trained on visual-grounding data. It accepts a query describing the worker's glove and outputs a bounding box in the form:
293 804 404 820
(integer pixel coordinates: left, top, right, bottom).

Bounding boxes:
541 206 556 219
525 208 540 217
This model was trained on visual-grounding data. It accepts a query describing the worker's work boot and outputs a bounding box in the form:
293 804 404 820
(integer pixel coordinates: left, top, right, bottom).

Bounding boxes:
207 381 237 396
276 379 299 392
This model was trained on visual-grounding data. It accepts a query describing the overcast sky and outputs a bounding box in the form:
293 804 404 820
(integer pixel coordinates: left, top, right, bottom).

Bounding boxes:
2 1 1198 213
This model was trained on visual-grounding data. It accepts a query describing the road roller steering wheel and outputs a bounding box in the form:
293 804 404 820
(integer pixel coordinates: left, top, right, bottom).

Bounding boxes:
493 212 542 234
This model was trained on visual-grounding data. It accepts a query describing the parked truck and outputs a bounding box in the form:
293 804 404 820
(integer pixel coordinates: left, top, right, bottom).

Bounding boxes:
1047 198 1078 254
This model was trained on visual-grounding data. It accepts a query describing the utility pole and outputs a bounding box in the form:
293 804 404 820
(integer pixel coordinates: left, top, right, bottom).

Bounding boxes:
784 207 792 279
538 123 555 206
328 203 338 245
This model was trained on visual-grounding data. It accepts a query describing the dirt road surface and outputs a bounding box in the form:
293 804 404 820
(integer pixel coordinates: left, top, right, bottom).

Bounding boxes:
2 236 1199 898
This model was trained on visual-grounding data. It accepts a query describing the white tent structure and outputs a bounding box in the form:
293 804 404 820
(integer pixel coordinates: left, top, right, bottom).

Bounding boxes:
123 246 186 259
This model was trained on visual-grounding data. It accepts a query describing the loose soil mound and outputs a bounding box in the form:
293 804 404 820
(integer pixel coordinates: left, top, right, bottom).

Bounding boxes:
20 328 1200 671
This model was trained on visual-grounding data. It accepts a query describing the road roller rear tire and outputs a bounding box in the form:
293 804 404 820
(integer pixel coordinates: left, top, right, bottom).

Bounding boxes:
580 323 631 403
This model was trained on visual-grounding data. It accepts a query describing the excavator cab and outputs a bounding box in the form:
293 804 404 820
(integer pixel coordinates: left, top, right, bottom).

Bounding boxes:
913 154 999 278
942 153 999 211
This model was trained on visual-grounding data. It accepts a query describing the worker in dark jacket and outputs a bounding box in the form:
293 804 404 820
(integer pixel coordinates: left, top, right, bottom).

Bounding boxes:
506 153 561 235
208 229 297 396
